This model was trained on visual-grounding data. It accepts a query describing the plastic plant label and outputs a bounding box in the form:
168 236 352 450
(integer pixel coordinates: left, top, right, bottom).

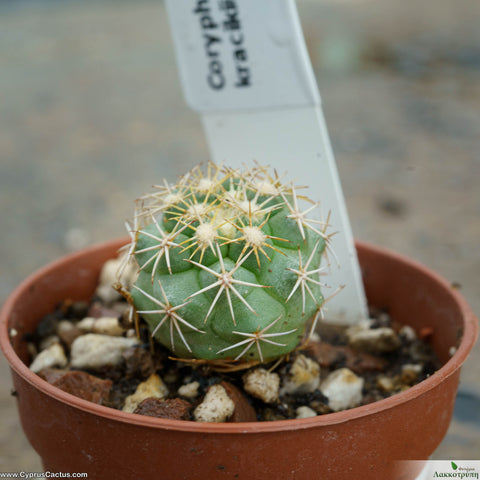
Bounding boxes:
165 0 368 324
165 0 319 112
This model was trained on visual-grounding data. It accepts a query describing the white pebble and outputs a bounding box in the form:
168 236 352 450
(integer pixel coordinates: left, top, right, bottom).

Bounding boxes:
92 317 124 336
243 368 280 404
377 376 395 393
320 368 364 412
116 253 138 287
309 332 321 343
123 374 169 413
194 384 235 423
401 363 422 376
126 328 137 338
70 333 139 369
280 354 320 395
401 363 423 384
96 258 122 303
39 335 61 351
296 406 317 419
27 343 37 360
30 343 68 373
178 381 200 399
96 256 137 303
348 327 401 353
77 317 96 331
399 325 417 342
346 319 374 335
95 284 120 304
58 320 75 334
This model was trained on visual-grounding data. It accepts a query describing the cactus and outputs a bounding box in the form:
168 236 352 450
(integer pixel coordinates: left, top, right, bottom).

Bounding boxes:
121 163 334 365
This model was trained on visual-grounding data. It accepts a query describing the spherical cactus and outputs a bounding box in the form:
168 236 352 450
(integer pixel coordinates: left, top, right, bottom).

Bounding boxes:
121 163 333 365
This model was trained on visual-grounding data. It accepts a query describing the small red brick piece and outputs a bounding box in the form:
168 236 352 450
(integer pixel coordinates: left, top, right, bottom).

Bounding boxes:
221 381 257 423
134 398 191 420
307 341 387 374
40 369 112 405
419 327 434 341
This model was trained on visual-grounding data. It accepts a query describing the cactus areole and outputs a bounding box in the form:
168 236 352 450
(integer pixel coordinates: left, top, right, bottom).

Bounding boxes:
122 163 334 364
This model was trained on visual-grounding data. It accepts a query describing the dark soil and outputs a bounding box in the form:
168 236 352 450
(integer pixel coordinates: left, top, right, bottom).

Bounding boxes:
26 296 440 422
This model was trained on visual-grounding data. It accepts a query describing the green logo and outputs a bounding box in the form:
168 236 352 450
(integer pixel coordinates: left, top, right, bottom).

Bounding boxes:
452 462 458 470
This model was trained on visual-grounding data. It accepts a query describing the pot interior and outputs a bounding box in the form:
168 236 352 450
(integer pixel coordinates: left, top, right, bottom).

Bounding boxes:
357 244 469 365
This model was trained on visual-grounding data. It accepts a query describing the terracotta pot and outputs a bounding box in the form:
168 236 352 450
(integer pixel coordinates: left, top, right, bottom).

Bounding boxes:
0 239 477 480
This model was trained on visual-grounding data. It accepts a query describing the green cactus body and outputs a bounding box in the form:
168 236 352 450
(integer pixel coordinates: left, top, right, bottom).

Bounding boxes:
126 164 331 364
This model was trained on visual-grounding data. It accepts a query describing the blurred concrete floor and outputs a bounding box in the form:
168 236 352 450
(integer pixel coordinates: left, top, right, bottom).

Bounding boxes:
1 0 479 472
